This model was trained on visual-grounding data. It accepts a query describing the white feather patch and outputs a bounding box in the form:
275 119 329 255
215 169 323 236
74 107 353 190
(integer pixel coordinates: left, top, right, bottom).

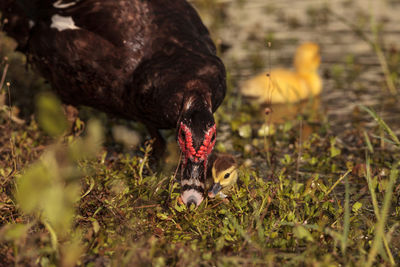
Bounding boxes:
184 97 194 111
181 189 204 206
29 20 35 29
181 179 204 188
50 15 80 31
53 0 77 9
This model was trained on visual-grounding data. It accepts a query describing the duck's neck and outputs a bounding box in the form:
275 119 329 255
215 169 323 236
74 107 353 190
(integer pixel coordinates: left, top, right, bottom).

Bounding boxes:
180 80 212 120
177 85 215 164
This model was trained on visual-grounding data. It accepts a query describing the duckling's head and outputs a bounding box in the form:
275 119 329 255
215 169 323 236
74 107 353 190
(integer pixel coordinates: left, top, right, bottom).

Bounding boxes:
294 42 321 74
208 155 238 198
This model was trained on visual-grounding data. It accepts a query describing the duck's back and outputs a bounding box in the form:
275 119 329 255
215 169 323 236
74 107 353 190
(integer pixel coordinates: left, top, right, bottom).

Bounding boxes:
2 0 223 123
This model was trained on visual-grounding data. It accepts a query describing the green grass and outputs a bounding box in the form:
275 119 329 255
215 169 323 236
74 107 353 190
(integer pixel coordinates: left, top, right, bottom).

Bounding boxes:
0 84 399 266
1 2 400 265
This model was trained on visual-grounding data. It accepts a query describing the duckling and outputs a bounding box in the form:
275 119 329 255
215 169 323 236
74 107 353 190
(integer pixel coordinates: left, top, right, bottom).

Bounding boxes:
241 42 322 104
208 154 238 199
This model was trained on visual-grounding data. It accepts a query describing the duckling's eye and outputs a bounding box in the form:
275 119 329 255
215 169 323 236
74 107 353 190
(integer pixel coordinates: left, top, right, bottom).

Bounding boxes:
224 172 230 179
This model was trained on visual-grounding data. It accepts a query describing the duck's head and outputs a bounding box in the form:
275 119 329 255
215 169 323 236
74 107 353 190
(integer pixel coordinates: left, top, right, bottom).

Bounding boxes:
177 92 217 207
294 42 321 74
208 154 238 198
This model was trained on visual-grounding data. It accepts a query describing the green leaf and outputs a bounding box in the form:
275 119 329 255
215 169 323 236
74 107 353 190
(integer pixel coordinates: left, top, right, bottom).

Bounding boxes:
0 223 30 242
294 225 314 242
352 202 362 213
157 213 169 220
36 92 68 138
330 138 341 158
238 124 252 138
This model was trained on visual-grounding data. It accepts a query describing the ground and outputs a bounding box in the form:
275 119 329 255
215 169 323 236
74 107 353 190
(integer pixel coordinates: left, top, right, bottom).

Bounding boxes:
0 0 400 266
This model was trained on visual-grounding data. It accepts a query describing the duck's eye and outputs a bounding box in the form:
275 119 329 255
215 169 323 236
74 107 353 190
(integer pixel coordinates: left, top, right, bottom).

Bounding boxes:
224 172 230 179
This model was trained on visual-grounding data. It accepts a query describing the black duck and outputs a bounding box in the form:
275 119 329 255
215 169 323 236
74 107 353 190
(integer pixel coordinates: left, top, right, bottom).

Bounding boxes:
1 0 227 206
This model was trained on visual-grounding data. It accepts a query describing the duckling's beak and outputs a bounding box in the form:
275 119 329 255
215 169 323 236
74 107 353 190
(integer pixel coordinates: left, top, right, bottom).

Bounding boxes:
181 161 205 207
208 182 222 198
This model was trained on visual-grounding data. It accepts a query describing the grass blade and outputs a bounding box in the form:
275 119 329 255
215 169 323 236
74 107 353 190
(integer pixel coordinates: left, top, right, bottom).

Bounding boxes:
365 160 397 267
341 176 350 256
359 105 400 146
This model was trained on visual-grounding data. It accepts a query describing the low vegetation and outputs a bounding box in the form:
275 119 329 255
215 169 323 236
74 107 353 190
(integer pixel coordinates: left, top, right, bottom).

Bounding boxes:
1 1 400 266
1 64 399 266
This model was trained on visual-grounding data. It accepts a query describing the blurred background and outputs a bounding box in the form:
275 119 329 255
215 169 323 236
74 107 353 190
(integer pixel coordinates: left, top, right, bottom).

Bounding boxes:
191 0 400 132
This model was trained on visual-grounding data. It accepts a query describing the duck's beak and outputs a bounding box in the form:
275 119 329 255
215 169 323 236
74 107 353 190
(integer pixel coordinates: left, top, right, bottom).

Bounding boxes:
180 161 205 207
208 182 222 198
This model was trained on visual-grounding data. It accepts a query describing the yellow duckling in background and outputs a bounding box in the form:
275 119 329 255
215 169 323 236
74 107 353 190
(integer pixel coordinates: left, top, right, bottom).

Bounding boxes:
207 154 238 199
241 42 322 104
